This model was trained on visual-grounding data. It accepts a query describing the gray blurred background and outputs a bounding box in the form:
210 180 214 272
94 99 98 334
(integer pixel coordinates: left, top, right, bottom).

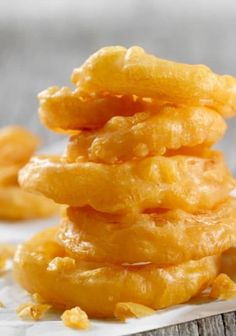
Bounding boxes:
0 0 236 172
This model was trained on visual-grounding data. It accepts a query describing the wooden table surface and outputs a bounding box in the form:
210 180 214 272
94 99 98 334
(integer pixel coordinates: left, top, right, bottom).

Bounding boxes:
131 312 236 335
1 1 236 335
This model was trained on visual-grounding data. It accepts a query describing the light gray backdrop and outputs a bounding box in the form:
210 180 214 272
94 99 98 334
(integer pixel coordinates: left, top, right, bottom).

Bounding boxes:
0 0 236 172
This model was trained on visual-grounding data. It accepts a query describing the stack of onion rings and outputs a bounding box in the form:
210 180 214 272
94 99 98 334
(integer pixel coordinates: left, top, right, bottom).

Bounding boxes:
0 126 57 220
15 46 236 318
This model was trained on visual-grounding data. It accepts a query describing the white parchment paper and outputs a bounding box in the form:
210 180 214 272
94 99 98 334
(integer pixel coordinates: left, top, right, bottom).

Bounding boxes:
0 141 236 335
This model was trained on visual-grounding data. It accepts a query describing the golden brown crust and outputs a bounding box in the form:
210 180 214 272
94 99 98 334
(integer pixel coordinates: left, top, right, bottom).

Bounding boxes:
0 126 39 166
38 87 151 132
0 187 58 220
58 198 236 265
13 228 220 318
66 106 226 163
72 46 236 117
19 153 235 213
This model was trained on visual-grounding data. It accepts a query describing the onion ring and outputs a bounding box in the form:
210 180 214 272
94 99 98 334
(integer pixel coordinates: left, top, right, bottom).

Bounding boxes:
0 164 21 186
19 153 235 213
58 198 236 265
13 228 219 318
0 126 39 165
71 46 236 117
38 87 152 132
66 106 226 163
0 187 57 220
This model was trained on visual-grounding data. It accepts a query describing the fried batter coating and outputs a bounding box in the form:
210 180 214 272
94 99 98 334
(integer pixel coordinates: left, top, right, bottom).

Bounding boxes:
210 273 236 300
0 164 21 186
0 126 39 165
72 46 236 117
38 87 152 132
66 106 226 163
61 307 90 329
114 302 155 321
58 198 236 265
19 153 235 213
0 187 57 220
13 228 219 318
0 126 59 220
16 302 51 321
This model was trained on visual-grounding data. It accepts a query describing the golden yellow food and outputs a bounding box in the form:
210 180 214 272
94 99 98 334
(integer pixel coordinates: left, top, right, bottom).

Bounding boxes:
58 198 236 265
72 46 236 117
210 273 236 300
0 187 57 220
61 307 90 329
114 302 155 321
219 247 236 281
32 293 47 304
14 46 236 320
19 153 235 213
0 126 39 165
13 228 219 318
16 302 51 321
66 106 226 163
39 86 152 132
0 164 21 186
0 126 58 220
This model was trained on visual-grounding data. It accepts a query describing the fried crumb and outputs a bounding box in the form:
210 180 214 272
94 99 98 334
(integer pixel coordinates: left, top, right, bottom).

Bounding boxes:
114 302 155 322
210 273 236 300
16 302 51 321
0 301 5 308
61 307 90 329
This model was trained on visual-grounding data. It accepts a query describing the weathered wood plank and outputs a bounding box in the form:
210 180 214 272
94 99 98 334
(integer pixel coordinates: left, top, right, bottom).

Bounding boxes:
131 313 236 336
222 312 236 336
177 320 199 336
197 315 225 336
133 324 179 336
